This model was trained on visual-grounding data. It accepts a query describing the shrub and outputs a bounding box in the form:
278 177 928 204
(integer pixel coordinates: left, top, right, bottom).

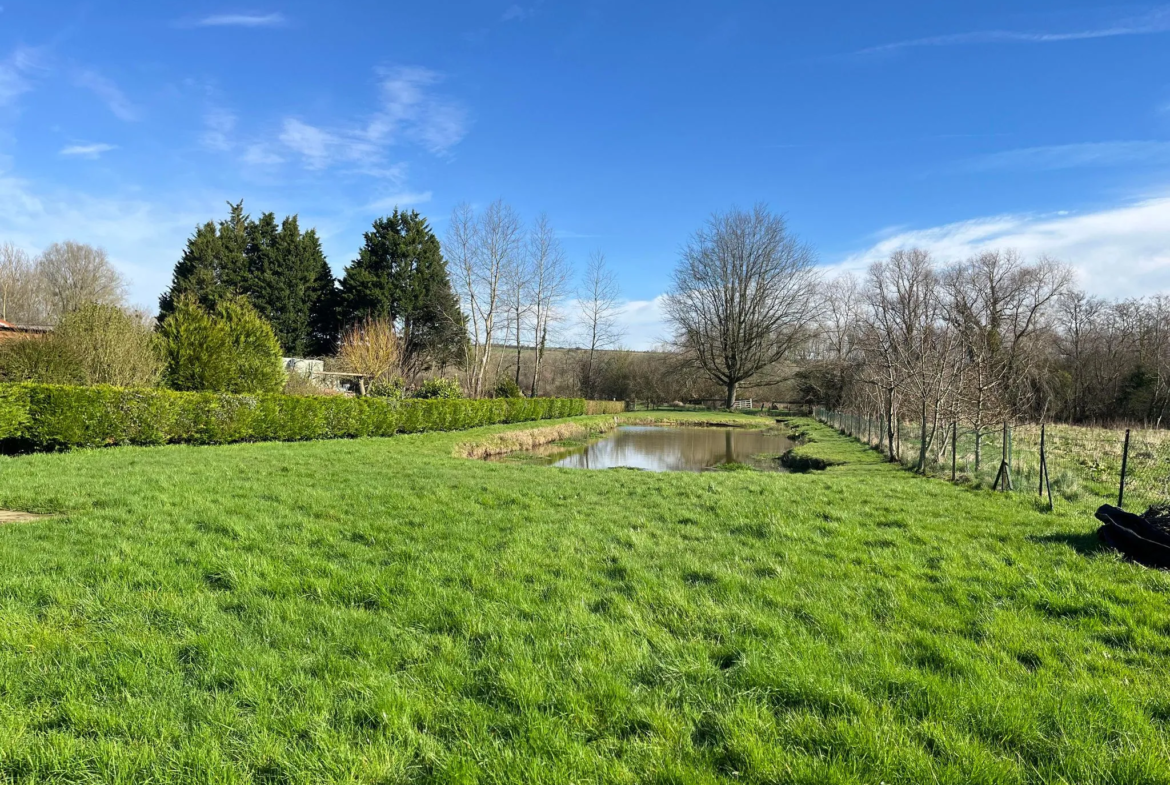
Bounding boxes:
412 377 462 400
54 303 161 387
0 384 30 440
493 377 523 399
338 318 401 386
368 377 406 399
0 337 84 385
159 296 285 394
220 298 286 394
1 382 587 451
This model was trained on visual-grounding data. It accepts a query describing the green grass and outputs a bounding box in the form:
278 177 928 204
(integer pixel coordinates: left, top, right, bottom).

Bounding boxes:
0 413 1168 783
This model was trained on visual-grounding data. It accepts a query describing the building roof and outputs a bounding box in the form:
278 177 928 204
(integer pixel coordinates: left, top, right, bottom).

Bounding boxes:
0 319 52 333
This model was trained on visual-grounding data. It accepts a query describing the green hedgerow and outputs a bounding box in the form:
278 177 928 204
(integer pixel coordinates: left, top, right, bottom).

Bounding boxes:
411 377 462 399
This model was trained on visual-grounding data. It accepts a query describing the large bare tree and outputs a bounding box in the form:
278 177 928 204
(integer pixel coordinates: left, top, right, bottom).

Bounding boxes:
0 243 46 324
665 205 818 408
943 250 1070 467
36 241 126 321
527 214 571 396
577 251 622 397
448 201 522 398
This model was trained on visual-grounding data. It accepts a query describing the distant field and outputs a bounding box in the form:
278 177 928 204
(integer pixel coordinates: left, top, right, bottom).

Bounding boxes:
0 414 1167 783
829 411 1170 512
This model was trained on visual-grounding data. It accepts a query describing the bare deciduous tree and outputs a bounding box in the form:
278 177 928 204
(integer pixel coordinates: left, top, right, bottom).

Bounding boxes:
577 251 622 397
665 205 818 408
0 243 45 324
36 241 126 321
943 250 1071 467
449 201 523 398
527 214 570 396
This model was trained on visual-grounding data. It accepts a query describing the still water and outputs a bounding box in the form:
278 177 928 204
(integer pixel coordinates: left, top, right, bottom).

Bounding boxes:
505 426 795 472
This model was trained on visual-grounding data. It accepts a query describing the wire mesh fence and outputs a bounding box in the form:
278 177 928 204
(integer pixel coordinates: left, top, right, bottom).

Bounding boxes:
812 407 1170 513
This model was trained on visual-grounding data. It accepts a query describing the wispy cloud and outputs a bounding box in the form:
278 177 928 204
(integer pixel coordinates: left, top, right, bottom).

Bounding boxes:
502 5 530 22
955 141 1170 173
832 196 1170 299
73 70 139 121
366 191 433 212
193 12 286 28
0 46 43 109
201 107 236 151
59 142 117 158
277 66 469 173
858 7 1170 55
241 143 284 166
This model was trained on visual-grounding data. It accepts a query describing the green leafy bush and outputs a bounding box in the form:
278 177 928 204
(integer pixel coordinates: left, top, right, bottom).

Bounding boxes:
493 377 523 399
411 377 462 400
54 303 162 387
368 377 406 399
0 338 85 385
0 384 30 440
1 382 588 451
159 296 285 394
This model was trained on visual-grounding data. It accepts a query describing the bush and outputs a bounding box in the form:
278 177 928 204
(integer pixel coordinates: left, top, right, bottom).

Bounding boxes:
0 384 30 440
0 337 85 384
54 303 161 387
1 382 587 451
368 377 406 399
412 377 462 400
493 377 523 399
159 296 285 394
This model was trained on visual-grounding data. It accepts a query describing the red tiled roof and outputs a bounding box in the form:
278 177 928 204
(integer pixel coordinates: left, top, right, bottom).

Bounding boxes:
0 320 51 333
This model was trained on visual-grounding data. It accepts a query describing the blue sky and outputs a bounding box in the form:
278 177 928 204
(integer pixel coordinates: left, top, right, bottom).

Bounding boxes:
3 1 1170 347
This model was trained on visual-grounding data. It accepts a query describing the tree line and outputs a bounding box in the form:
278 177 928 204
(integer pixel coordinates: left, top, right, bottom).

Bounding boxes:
9 199 1161 423
1 200 629 399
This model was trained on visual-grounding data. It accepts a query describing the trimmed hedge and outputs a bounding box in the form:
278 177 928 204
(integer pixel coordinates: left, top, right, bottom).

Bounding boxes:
0 384 591 451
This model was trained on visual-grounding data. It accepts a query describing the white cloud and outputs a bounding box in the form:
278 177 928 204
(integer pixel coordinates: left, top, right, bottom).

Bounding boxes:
560 294 672 351
73 69 139 121
241 142 284 165
0 170 216 309
365 191 433 212
194 12 286 28
278 118 352 169
201 107 236 151
0 46 42 109
59 143 116 158
859 7 1170 55
502 5 529 22
958 141 1170 173
833 196 1170 299
277 66 469 171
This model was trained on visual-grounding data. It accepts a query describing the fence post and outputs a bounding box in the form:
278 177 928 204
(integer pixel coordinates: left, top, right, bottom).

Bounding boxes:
1119 428 1131 509
1039 423 1054 510
951 422 957 482
993 421 1013 492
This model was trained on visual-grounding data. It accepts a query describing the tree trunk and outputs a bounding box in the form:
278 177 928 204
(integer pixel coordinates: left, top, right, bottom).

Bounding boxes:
918 399 928 474
585 345 595 398
514 317 522 388
884 392 896 461
725 381 737 410
530 324 547 397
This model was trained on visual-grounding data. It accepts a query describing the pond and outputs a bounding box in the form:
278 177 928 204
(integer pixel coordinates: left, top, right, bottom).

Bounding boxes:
494 425 795 472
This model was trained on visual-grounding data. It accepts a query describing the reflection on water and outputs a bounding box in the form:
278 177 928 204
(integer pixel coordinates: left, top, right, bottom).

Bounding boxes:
504 426 794 472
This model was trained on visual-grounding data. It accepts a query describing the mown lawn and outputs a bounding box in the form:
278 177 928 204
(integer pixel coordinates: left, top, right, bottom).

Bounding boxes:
0 414 1168 784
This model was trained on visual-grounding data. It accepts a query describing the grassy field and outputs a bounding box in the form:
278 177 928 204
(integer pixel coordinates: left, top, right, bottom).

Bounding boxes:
826 411 1170 512
1 413 1168 783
